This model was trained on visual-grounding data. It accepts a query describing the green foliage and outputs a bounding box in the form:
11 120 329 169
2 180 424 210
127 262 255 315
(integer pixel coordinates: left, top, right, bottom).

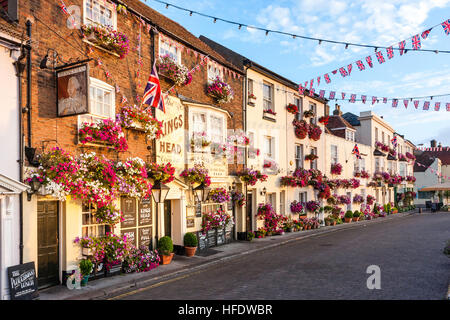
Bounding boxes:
345 210 354 218
79 259 93 276
353 210 361 217
247 231 255 241
158 236 173 255
183 232 198 247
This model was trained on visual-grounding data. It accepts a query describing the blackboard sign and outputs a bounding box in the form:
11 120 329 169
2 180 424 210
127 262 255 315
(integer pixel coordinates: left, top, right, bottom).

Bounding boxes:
138 198 152 226
121 197 136 228
138 227 152 247
225 228 232 243
207 229 217 247
197 232 207 251
7 262 39 300
121 229 136 246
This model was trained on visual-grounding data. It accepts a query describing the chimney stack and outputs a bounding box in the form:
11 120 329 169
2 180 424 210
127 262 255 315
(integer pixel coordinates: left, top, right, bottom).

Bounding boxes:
430 139 437 148
333 104 342 116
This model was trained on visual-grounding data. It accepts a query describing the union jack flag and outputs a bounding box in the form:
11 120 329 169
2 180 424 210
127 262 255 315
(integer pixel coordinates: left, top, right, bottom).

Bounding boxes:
447 103 450 111
423 101 430 110
421 29 431 39
350 94 356 103
403 100 409 108
309 88 315 96
339 67 348 77
361 95 367 104
324 73 331 84
372 96 377 105
121 95 128 104
399 40 406 55
347 64 353 75
317 76 321 86
365 56 373 68
341 92 346 100
319 90 325 98
412 34 421 50
392 99 398 108
332 70 338 75
383 97 387 104
391 135 397 148
434 102 441 111
414 100 419 109
143 62 165 112
356 60 365 71
352 144 361 159
59 0 69 15
386 46 394 59
375 51 385 64
329 91 336 100
309 79 314 89
442 19 450 35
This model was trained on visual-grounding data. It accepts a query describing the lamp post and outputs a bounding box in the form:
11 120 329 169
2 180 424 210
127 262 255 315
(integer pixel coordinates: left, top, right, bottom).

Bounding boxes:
193 183 211 203
150 180 170 248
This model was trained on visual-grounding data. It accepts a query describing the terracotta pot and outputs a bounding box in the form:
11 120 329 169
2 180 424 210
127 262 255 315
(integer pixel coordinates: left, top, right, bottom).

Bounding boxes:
161 253 174 265
352 217 359 222
325 221 331 226
332 221 336 226
344 218 352 223
185 246 197 257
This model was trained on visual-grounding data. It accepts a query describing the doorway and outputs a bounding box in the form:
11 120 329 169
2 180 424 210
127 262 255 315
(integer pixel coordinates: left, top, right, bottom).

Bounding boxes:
37 201 59 288
246 192 253 231
163 200 172 238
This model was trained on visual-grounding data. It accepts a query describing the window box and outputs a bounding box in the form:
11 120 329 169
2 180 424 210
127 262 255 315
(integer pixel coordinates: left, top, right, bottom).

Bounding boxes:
248 94 256 106
80 24 129 59
263 110 276 121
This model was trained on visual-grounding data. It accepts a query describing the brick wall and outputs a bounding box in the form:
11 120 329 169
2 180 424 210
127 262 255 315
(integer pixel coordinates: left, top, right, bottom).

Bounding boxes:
12 0 243 169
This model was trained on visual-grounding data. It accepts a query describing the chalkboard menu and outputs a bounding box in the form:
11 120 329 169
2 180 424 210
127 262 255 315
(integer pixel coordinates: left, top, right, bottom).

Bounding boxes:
225 228 232 243
197 232 207 251
217 229 225 246
139 227 152 247
121 197 136 228
121 229 137 246
138 198 152 226
7 262 38 300
207 229 217 248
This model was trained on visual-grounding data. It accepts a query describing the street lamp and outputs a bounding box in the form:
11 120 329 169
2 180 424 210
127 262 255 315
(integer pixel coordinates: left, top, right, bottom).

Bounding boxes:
150 180 170 204
193 183 211 203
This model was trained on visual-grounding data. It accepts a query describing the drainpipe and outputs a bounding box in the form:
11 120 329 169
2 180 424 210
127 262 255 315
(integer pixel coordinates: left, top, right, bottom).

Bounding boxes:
26 20 32 148
242 60 251 232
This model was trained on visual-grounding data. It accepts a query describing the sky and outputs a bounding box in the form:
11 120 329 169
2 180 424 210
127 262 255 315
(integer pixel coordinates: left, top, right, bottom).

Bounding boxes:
141 0 450 147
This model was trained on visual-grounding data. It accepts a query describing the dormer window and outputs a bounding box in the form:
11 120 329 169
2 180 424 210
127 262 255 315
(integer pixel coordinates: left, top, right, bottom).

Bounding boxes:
345 129 355 142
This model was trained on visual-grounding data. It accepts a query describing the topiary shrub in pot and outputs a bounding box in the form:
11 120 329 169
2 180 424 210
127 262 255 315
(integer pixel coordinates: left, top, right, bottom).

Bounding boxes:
158 236 174 265
184 232 198 257
344 210 353 223
79 259 93 286
352 210 361 222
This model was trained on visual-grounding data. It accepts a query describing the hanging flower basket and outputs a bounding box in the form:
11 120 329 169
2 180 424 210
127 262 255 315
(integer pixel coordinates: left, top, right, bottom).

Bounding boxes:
353 194 364 204
331 163 343 175
286 103 299 114
318 116 329 125
308 124 322 141
361 170 370 179
79 118 128 151
209 188 231 203
207 77 234 104
305 200 320 212
303 110 315 118
293 119 309 139
190 131 211 149
231 191 245 207
180 165 211 186
290 201 304 214
237 168 267 186
305 153 318 161
147 162 175 184
375 141 389 153
157 54 192 86
117 105 163 140
94 204 124 225
81 24 129 59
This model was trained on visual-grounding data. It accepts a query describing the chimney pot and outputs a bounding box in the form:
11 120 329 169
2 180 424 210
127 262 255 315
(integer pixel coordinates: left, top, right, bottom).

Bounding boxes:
431 140 437 148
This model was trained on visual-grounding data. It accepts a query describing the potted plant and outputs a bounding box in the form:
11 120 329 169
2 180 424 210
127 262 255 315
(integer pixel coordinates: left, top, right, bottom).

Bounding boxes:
324 216 335 226
247 231 255 241
207 77 234 104
344 210 353 223
79 259 93 286
183 232 198 257
293 119 309 139
286 103 299 114
158 236 174 265
248 93 256 105
352 210 361 222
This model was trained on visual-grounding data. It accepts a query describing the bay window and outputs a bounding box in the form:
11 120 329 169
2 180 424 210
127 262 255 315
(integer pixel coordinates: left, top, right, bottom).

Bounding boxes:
84 0 117 29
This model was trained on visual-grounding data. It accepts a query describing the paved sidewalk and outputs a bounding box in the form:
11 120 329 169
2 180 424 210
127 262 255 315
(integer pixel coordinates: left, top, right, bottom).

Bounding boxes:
38 210 418 300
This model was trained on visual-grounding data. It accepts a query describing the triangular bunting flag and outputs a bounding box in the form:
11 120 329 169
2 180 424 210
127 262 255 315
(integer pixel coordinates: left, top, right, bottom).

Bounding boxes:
361 95 367 104
341 92 346 100
403 100 409 108
317 76 321 86
319 90 325 98
332 70 338 74
421 29 431 39
392 99 398 108
383 97 388 104
350 94 356 103
324 74 331 84
372 96 377 105
423 101 430 110
309 79 314 89
347 64 353 75
329 91 336 100
446 103 450 111
399 40 406 55
298 86 305 95
414 100 419 109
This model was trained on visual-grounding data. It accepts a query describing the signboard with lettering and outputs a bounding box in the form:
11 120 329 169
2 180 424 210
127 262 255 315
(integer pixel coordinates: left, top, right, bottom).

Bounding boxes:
217 228 225 246
156 96 185 173
7 262 39 300
121 229 136 247
197 232 207 251
186 217 195 228
138 227 152 248
207 229 217 248
121 197 136 229
138 198 152 226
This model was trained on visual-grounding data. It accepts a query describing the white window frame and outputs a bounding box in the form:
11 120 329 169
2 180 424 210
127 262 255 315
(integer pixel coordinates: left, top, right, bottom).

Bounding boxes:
81 201 111 238
309 102 317 125
88 77 115 119
159 36 182 64
295 144 303 169
264 135 275 160
83 0 117 29
299 192 307 203
263 81 274 111
294 96 303 121
310 146 318 170
331 145 338 164
248 78 254 95
189 108 226 145
207 61 223 84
